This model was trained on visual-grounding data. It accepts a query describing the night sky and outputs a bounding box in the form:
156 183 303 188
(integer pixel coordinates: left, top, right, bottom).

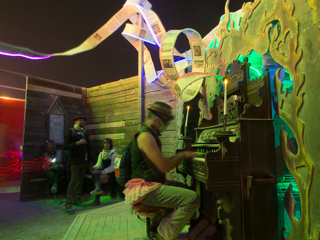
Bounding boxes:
0 0 247 90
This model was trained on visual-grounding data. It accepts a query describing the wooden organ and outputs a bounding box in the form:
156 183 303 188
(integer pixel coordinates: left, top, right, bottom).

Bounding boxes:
178 59 278 240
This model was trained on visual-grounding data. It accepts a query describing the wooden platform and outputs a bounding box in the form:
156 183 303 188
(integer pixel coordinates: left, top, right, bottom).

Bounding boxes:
62 201 147 240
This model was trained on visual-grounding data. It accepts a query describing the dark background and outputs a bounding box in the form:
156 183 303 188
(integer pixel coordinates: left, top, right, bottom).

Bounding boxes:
0 0 246 90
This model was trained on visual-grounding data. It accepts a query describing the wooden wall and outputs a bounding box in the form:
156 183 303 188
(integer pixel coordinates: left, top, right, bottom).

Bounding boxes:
86 76 139 162
21 74 183 201
21 77 84 201
86 76 181 164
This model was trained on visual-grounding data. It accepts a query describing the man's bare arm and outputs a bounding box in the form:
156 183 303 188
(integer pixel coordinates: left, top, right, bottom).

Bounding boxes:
137 132 198 173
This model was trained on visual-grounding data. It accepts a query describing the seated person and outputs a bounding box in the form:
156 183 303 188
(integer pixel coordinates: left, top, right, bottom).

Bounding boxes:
42 140 64 204
89 138 118 206
123 102 199 240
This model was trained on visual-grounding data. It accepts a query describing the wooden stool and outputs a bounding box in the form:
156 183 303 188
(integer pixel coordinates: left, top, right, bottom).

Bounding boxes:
134 203 165 240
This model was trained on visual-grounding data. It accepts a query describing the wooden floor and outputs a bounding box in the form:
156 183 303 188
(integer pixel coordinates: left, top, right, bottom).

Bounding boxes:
62 201 147 240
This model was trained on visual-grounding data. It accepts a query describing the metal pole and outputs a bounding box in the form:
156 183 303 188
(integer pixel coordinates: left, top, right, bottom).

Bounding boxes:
138 14 145 129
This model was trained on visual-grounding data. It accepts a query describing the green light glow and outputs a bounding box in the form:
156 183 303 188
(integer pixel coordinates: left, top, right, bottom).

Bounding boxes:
207 37 219 50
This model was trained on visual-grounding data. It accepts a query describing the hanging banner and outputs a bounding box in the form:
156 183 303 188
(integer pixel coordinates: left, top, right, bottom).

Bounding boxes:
172 72 214 102
160 29 208 102
0 0 228 101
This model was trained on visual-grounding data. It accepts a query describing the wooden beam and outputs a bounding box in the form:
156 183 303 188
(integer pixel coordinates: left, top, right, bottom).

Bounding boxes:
138 14 145 129
27 84 82 99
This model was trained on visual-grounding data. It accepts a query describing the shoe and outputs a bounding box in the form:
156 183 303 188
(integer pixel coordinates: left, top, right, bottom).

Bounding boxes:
54 196 62 205
65 207 74 215
51 184 58 194
88 201 100 206
90 187 103 196
73 201 87 207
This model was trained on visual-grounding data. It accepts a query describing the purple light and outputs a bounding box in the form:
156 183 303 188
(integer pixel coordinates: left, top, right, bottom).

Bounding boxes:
0 51 52 60
151 70 164 83
124 3 161 47
122 32 156 45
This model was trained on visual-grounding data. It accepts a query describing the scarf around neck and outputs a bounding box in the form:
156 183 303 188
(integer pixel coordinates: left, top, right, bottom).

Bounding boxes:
74 124 86 133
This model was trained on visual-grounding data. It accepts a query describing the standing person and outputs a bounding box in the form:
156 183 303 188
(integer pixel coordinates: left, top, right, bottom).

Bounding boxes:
63 115 92 215
42 140 64 204
89 138 118 206
123 101 200 240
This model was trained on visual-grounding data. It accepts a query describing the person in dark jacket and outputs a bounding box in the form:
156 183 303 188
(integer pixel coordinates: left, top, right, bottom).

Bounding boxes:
63 115 92 215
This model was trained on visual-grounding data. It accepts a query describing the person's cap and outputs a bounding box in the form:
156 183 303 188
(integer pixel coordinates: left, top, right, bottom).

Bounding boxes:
147 101 174 124
45 140 54 145
73 115 87 121
104 138 112 144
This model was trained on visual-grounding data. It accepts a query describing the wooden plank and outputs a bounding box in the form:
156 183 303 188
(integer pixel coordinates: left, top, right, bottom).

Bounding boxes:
87 76 138 93
132 100 138 108
86 85 99 93
64 106 82 115
90 139 132 147
126 119 139 126
101 76 138 89
24 111 46 122
83 215 100 240
161 130 177 138
84 202 127 215
28 84 82 99
81 88 87 117
100 76 138 89
87 96 126 108
126 131 138 139
159 137 177 144
87 81 138 97
108 216 121 239
125 93 138 102
25 104 48 113
86 89 135 103
110 207 133 216
87 107 139 119
162 144 175 152
119 215 128 240
28 77 82 94
27 91 82 106
24 126 46 134
87 125 138 135
75 216 92 240
104 113 139 123
127 215 145 240
23 132 46 145
87 102 132 115
86 117 105 124
63 214 86 240
89 133 126 140
86 121 125 130
102 216 114 240
114 107 138 116
26 95 55 108
24 121 45 128
87 203 131 217
92 216 106 239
